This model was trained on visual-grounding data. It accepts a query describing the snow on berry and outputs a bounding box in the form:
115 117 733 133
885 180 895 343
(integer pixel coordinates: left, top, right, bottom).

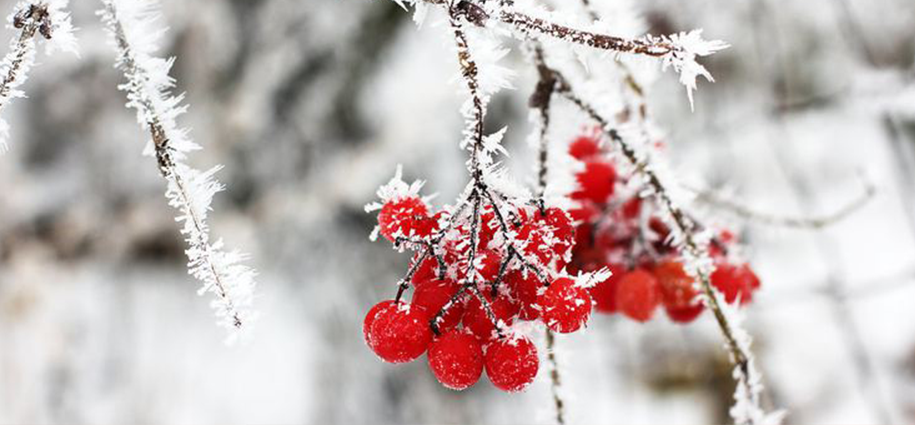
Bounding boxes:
615 269 661 322
504 268 542 320
363 300 396 346
484 334 539 393
410 255 439 287
539 276 593 333
364 301 432 363
427 329 485 391
376 196 438 243
412 279 466 332
463 294 520 341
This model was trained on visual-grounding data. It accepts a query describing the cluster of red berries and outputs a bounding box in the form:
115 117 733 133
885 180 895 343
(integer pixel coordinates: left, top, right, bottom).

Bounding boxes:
363 175 599 392
566 134 762 323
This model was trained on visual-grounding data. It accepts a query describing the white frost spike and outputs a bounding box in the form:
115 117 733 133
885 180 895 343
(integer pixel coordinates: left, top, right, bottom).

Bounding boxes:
0 0 78 152
364 164 427 213
659 29 729 110
100 0 257 342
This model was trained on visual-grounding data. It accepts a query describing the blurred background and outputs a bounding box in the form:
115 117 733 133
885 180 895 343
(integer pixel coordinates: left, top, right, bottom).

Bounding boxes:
1 0 914 423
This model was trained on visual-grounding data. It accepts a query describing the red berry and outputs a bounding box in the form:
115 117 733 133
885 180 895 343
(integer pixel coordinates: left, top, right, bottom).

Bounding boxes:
410 255 439 287
365 301 432 363
589 263 625 313
621 197 642 220
505 268 542 320
652 261 704 323
377 197 437 242
570 201 600 224
517 209 574 271
452 249 502 284
412 279 465 331
711 263 760 305
363 300 395 345
569 135 600 160
427 330 484 390
485 334 539 392
463 294 519 341
616 269 661 322
539 277 592 333
665 304 705 323
572 161 616 204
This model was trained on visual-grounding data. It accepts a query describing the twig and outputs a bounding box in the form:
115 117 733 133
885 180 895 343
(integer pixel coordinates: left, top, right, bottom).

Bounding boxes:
548 66 766 424
545 329 565 425
689 176 875 230
100 0 256 338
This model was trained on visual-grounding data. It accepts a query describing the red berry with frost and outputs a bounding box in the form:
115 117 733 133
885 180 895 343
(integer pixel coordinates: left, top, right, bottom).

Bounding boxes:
616 269 661 322
589 263 626 313
539 277 592 333
410 255 439 287
427 330 484 390
463 294 519 341
711 263 760 305
573 161 616 204
484 334 539 392
377 197 437 242
412 279 465 331
569 135 600 160
505 269 542 320
652 261 704 323
363 300 395 345
365 301 432 363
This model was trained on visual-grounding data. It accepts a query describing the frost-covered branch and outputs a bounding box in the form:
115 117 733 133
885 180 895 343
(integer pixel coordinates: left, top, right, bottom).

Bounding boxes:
0 0 76 152
689 177 875 230
440 0 727 108
99 0 256 341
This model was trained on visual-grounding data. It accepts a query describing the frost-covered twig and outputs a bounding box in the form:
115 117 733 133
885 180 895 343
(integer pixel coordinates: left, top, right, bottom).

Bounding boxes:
544 329 565 425
99 0 256 341
689 176 875 230
440 0 726 108
545 64 778 423
0 0 76 152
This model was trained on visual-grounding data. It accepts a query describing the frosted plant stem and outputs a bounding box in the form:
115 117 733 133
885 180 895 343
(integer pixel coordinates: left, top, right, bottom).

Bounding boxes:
528 43 566 425
548 67 766 424
0 2 43 152
545 329 565 425
100 0 256 338
689 179 875 230
0 9 38 101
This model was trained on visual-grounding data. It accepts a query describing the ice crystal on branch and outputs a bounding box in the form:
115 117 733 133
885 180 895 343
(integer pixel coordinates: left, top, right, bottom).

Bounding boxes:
0 0 77 152
99 0 257 342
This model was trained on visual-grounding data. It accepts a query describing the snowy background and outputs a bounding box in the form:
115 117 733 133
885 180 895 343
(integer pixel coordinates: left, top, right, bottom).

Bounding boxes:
1 0 914 424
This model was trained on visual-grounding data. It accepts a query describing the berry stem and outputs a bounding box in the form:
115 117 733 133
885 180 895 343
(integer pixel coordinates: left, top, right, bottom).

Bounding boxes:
545 329 566 425
395 246 433 302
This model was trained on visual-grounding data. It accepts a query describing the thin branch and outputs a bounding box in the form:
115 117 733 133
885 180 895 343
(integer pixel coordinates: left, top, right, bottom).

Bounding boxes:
100 0 256 338
545 329 565 425
0 2 49 151
548 66 766 423
689 176 875 230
